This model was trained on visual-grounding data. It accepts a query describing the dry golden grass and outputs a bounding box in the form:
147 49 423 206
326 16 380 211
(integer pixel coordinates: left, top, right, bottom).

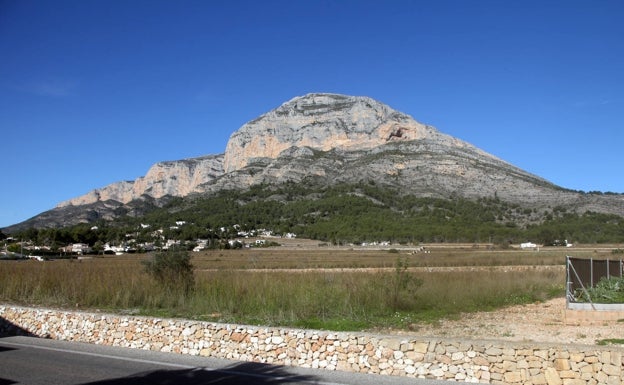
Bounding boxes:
0 244 596 330
189 244 609 269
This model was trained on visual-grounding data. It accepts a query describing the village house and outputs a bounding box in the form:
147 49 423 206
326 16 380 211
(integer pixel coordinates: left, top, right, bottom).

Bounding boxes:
60 243 92 255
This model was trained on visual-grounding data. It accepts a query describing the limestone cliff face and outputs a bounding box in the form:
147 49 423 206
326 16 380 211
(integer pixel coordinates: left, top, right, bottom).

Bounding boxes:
211 93 615 212
55 93 541 209
225 93 442 173
57 154 224 207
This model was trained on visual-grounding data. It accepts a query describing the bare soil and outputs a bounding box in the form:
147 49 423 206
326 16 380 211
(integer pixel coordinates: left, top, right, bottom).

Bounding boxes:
396 297 624 346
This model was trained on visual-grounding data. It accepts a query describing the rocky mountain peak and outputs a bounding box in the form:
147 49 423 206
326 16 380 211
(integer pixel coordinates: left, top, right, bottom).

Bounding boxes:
222 93 438 173
6 92 619 233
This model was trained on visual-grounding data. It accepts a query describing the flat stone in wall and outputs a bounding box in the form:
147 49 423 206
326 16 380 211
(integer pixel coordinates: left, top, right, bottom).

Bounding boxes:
2 305 623 384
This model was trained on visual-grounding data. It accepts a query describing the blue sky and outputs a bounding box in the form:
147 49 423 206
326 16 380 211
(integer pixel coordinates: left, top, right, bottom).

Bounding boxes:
1 0 623 228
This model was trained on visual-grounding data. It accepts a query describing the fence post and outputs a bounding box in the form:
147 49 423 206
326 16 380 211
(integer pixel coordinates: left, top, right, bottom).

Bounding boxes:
590 258 593 287
566 256 570 308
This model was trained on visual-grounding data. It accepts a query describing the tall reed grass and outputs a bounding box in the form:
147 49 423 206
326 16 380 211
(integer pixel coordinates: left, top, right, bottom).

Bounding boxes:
0 257 564 330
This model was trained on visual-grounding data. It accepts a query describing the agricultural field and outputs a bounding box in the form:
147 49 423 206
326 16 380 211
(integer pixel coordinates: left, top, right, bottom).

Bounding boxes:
0 242 620 332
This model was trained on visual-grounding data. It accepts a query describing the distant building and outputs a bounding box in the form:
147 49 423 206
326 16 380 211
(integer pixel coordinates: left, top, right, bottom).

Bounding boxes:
67 243 92 255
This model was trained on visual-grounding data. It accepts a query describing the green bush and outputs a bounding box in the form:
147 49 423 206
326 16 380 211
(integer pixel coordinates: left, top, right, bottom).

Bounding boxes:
576 276 624 303
143 249 195 294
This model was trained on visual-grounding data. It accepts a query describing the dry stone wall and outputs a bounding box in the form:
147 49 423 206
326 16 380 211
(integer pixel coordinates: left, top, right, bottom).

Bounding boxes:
1 305 623 384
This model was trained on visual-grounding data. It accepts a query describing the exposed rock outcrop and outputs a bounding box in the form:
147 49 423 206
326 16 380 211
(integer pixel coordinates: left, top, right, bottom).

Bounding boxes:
212 93 558 204
225 93 444 173
57 154 224 207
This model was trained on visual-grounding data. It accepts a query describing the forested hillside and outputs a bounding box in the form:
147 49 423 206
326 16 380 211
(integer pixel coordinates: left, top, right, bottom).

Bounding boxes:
12 183 624 248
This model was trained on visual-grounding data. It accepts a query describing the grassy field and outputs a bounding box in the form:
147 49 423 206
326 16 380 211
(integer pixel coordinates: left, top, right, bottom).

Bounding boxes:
190 242 616 269
0 244 615 331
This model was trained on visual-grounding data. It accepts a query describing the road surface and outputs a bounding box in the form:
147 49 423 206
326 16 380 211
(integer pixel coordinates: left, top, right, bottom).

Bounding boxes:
0 336 470 385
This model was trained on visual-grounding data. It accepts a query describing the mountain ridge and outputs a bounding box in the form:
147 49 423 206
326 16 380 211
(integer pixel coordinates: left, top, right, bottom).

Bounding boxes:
56 154 224 208
4 93 624 232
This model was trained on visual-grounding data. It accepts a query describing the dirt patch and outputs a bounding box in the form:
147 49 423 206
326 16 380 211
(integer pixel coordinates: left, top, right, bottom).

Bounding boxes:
393 297 624 346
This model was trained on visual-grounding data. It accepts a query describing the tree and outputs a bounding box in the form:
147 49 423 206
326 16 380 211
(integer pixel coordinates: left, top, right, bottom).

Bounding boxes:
142 248 195 294
93 240 104 255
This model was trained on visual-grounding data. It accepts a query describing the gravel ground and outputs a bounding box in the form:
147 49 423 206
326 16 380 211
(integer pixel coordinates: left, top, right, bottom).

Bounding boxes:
399 297 624 346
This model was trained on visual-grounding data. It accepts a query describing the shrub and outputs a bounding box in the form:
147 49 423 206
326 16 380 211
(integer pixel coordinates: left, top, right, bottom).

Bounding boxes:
390 256 423 311
143 249 195 294
576 276 624 303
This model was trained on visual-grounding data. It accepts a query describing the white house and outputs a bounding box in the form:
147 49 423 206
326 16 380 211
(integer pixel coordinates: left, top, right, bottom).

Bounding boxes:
164 239 180 249
104 243 126 255
71 243 92 255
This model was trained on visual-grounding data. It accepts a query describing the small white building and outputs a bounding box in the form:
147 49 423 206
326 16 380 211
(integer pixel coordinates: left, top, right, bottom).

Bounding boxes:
164 239 180 249
104 243 126 255
70 243 92 255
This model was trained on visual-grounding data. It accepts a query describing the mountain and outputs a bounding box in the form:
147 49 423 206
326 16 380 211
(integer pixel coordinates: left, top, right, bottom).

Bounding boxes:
4 93 624 232
57 155 224 207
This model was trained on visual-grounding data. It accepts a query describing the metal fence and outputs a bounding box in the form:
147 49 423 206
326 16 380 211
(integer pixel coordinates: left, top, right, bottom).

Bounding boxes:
566 256 624 308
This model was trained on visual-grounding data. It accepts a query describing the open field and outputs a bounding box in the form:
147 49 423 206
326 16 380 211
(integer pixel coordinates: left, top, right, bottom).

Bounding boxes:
1 243 621 332
190 241 619 270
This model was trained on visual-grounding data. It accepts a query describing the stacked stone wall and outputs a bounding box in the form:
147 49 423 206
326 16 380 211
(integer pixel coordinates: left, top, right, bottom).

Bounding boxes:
1 305 623 384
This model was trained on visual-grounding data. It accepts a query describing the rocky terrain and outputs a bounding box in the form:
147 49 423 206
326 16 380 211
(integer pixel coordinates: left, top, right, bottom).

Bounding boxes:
222 93 443 172
57 155 224 207
5 93 624 231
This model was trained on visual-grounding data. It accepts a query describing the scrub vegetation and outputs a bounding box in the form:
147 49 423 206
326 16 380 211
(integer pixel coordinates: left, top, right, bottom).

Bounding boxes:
0 248 568 331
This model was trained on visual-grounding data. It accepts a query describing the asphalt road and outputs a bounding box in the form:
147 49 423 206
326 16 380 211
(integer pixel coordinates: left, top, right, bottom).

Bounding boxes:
0 336 471 385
